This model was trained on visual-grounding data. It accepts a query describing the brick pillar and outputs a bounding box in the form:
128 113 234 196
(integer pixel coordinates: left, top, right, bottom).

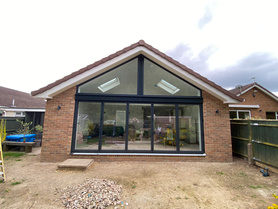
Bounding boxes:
41 87 76 162
203 91 233 162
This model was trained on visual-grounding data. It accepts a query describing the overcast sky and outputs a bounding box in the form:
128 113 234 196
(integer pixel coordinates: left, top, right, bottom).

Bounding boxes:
1 0 278 96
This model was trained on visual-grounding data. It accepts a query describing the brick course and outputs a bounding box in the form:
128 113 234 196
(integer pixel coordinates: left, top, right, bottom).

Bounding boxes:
230 87 278 119
41 88 233 162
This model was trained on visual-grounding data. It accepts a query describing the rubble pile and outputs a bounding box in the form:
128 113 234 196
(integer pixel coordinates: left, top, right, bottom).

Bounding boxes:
59 179 123 209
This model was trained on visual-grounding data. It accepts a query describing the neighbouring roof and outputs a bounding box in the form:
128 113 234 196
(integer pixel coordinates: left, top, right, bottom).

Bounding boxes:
229 82 278 102
31 40 243 103
0 86 46 109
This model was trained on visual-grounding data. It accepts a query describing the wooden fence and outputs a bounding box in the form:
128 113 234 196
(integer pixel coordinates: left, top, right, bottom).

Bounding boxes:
0 117 24 135
231 119 278 168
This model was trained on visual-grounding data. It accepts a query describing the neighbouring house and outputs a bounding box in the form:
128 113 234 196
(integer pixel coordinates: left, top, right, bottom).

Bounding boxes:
32 40 243 162
0 86 46 127
229 83 278 120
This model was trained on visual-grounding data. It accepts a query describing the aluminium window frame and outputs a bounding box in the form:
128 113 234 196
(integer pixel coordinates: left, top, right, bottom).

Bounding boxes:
71 55 204 154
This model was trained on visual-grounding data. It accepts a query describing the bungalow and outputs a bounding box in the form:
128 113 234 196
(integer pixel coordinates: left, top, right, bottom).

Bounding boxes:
229 83 278 119
32 40 243 162
0 86 45 127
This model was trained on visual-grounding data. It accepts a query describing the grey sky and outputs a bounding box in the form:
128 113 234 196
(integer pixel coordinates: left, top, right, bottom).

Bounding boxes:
0 0 277 96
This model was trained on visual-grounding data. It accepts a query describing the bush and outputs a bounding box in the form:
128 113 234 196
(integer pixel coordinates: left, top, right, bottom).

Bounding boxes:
103 125 124 137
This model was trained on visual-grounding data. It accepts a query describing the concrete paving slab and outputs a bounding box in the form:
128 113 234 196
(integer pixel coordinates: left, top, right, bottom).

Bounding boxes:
58 159 94 170
27 147 41 156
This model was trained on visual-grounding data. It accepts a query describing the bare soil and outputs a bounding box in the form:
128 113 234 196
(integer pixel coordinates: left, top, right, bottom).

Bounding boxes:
1 149 278 209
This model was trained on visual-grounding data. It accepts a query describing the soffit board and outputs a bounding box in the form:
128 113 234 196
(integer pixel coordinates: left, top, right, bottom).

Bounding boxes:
33 47 240 103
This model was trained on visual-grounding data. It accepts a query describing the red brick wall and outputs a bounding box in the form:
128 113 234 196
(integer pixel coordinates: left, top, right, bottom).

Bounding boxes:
40 87 76 162
202 91 233 162
230 87 278 119
41 88 233 162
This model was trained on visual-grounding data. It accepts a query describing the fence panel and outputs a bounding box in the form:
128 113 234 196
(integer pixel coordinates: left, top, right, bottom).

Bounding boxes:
231 119 278 168
0 117 24 135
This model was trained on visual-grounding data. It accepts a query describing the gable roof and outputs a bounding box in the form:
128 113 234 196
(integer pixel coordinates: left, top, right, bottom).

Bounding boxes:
229 82 278 102
0 86 45 109
31 40 243 103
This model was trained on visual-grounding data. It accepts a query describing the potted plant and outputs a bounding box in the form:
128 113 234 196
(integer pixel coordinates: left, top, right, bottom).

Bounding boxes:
33 125 43 146
16 120 32 142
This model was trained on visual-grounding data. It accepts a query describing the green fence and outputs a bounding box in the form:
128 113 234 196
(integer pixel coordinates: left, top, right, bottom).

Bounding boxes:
0 117 24 135
231 119 278 168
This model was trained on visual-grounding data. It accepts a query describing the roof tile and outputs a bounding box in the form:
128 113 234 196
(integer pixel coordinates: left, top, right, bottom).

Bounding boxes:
31 40 243 102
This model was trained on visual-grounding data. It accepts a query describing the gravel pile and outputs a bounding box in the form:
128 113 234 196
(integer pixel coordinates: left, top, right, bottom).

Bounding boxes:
59 179 123 209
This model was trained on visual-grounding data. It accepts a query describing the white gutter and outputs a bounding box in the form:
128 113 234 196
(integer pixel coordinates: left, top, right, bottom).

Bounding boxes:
2 108 45 112
229 105 260 108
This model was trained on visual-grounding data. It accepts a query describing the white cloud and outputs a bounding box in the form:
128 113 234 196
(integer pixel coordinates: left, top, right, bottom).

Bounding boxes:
0 0 277 94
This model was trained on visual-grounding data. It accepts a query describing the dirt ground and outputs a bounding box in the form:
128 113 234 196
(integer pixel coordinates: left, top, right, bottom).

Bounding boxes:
1 148 278 209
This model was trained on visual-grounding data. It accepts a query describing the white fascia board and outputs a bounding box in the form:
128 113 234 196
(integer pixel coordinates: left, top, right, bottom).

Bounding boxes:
3 108 45 112
238 84 278 102
229 104 260 108
254 85 278 102
236 86 253 96
140 49 240 104
33 46 239 103
33 48 143 99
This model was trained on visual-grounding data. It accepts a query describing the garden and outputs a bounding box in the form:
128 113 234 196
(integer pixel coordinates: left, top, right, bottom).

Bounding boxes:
0 150 278 208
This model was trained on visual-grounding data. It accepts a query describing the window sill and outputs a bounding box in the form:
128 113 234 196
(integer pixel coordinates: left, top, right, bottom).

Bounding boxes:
71 152 206 157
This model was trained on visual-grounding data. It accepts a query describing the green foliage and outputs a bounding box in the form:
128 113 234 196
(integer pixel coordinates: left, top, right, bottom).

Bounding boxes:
239 172 247 177
216 171 224 176
82 120 95 137
103 125 124 137
131 181 136 189
248 185 262 189
16 119 32 136
10 181 21 185
34 124 43 133
3 152 25 159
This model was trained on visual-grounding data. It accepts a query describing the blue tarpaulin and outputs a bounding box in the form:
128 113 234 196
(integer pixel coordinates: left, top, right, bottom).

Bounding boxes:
5 134 36 142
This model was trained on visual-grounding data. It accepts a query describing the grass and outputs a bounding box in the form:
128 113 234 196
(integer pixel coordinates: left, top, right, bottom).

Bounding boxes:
131 181 137 189
3 152 25 159
239 172 247 177
10 181 22 185
248 185 262 189
216 171 224 176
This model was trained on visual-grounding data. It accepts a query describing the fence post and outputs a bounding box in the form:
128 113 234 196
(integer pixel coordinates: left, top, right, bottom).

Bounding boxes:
247 120 254 165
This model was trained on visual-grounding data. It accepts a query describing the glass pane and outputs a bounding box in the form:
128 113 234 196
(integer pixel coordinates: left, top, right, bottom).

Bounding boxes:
229 111 237 119
179 105 201 151
128 104 151 150
78 58 138 94
102 103 127 150
154 104 176 151
75 102 101 150
238 111 250 119
266 112 276 119
144 59 200 96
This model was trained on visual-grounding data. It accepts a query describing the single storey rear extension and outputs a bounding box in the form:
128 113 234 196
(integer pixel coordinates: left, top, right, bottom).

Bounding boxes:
32 40 243 162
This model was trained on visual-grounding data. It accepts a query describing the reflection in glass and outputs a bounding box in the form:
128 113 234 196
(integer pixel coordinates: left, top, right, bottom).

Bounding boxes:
75 102 101 150
78 58 138 94
102 103 127 150
156 79 180 95
98 77 120 92
179 105 201 151
144 59 200 96
128 104 151 150
154 104 176 151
